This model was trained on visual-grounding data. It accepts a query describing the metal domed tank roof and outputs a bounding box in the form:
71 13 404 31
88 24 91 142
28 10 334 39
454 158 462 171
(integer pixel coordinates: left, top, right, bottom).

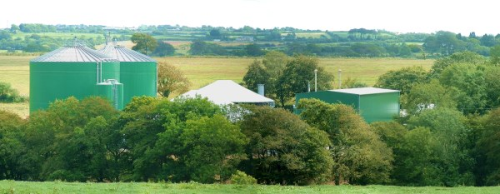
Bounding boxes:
99 44 156 62
31 46 117 62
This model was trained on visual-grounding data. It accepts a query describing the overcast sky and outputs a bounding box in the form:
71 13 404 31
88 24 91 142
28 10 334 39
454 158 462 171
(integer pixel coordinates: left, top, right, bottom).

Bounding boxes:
2 0 499 35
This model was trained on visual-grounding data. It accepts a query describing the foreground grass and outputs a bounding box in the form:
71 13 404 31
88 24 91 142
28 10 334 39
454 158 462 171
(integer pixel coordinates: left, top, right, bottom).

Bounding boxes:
0 181 499 194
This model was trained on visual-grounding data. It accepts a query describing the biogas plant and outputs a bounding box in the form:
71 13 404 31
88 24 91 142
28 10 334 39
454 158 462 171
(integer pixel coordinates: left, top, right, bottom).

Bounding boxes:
29 42 157 112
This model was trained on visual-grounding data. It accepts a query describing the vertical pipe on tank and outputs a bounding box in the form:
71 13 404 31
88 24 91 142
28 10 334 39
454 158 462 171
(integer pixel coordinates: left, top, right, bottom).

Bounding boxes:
100 61 103 83
96 62 100 83
96 61 103 83
112 80 118 108
155 63 158 97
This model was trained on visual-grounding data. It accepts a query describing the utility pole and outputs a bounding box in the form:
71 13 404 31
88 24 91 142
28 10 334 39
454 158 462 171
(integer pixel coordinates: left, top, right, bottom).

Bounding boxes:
314 69 318 92
338 69 342 89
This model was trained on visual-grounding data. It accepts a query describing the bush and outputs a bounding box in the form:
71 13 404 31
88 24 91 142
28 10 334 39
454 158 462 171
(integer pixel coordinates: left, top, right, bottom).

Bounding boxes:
0 82 25 103
230 171 257 185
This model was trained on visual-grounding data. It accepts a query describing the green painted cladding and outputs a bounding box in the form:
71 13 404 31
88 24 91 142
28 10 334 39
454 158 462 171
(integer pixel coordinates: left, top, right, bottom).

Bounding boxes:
97 81 124 110
358 92 400 123
120 62 157 105
30 61 120 112
295 90 400 123
101 62 120 82
295 91 359 114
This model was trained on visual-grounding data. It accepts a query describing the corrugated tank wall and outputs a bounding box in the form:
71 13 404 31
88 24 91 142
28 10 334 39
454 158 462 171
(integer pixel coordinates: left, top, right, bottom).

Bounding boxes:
30 46 120 112
99 44 157 106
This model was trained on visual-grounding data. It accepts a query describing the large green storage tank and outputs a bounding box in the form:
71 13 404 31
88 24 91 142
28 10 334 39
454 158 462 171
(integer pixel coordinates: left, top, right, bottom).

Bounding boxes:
30 46 120 112
97 79 124 110
295 87 400 123
99 44 157 106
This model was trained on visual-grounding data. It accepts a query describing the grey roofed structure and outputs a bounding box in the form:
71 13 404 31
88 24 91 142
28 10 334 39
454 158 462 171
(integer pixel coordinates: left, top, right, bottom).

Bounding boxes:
330 87 400 95
177 80 275 107
31 46 117 62
99 44 156 62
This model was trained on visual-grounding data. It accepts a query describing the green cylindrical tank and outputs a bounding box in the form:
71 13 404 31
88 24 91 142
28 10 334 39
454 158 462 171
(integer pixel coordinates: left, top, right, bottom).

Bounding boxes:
99 44 157 106
97 79 124 110
30 46 120 112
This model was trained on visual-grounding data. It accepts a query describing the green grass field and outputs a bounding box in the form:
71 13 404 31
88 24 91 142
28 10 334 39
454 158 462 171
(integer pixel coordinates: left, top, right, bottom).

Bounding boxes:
0 55 434 117
0 180 498 194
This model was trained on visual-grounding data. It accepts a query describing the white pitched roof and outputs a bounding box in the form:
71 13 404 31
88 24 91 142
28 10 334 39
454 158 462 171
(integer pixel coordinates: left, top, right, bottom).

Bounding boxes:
330 87 399 95
178 80 275 105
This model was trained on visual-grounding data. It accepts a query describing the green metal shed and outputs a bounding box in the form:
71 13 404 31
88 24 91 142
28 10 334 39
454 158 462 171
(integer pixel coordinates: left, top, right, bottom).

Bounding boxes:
99 44 157 106
30 46 122 112
295 87 400 123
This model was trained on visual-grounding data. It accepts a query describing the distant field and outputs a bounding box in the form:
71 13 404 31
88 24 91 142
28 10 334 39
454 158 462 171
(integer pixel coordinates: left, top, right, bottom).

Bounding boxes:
165 57 434 89
11 32 104 40
294 32 327 38
0 102 29 118
0 55 434 117
1 181 499 194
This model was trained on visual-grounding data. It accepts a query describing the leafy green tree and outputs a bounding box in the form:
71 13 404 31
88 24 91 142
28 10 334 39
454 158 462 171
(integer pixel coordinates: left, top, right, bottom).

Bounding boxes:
429 51 486 79
239 106 333 185
22 97 119 181
120 97 224 181
153 41 175 56
375 66 428 95
131 33 158 55
157 61 191 98
180 115 247 183
243 51 288 100
245 44 264 56
0 82 24 102
403 79 457 115
0 31 11 40
10 24 19 33
0 110 27 180
342 77 368 89
489 45 500 65
262 51 288 76
396 127 441 185
276 55 333 107
484 66 500 108
209 29 222 39
480 34 495 47
406 108 475 186
189 40 227 55
351 43 385 57
243 60 270 93
475 107 500 185
371 121 409 184
439 63 487 114
423 31 466 56
298 99 393 185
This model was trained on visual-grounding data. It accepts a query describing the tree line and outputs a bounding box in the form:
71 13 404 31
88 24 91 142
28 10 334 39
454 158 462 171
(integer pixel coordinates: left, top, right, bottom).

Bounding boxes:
3 51 500 186
4 23 500 58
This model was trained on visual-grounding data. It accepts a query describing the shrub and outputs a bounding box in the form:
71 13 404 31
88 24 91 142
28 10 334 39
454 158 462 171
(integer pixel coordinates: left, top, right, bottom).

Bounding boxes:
230 170 257 185
0 82 25 103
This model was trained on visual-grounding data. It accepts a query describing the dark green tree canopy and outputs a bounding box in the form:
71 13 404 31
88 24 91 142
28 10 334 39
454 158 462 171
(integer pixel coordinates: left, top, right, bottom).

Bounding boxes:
243 60 270 92
153 41 175 56
131 33 158 55
298 99 393 185
375 66 429 95
276 55 333 106
239 106 333 185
